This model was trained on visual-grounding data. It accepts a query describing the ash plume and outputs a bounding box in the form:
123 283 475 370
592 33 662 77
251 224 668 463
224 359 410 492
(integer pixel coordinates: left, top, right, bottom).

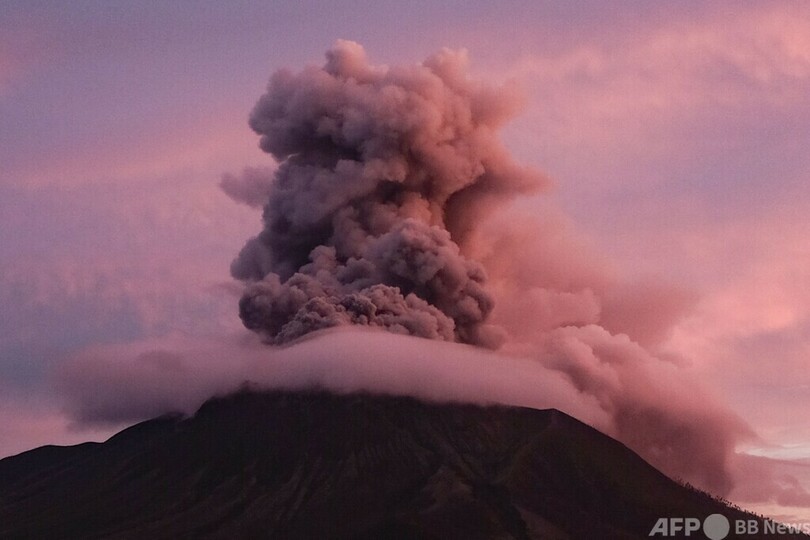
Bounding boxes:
221 42 752 494
231 40 544 346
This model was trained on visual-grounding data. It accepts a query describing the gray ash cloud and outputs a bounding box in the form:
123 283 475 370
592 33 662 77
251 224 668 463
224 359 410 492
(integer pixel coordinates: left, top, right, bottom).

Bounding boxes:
230 40 543 345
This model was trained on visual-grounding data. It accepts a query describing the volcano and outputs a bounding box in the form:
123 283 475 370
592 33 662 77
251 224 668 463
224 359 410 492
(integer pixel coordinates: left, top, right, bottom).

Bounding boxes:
0 389 801 539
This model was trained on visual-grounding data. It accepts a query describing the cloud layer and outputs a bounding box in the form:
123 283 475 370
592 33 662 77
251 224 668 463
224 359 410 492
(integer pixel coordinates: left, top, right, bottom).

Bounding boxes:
56 328 607 429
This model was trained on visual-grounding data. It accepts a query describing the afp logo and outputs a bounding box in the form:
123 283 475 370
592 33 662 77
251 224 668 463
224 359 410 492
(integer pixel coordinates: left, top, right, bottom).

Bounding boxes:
649 514 730 539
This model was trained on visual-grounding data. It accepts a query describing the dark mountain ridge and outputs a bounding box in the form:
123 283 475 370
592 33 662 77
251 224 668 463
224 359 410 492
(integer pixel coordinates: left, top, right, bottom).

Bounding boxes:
0 389 801 539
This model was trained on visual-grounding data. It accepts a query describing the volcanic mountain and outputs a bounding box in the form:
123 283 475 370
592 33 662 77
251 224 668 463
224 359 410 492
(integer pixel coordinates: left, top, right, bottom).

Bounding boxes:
0 389 801 539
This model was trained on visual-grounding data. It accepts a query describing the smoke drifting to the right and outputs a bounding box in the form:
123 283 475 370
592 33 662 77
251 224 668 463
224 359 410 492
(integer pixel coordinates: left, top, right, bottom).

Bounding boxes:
221 41 751 495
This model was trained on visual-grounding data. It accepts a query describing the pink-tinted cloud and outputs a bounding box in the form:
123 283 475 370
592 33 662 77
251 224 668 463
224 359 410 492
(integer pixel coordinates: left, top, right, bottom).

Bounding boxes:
474 8 810 488
576 188 810 516
599 279 699 350
730 454 810 523
3 114 268 190
494 4 810 200
0 176 262 397
514 6 810 110
658 195 810 435
0 9 281 189
475 210 751 492
0 179 258 332
532 325 750 495
469 208 729 493
54 328 609 431
475 206 699 350
0 14 51 95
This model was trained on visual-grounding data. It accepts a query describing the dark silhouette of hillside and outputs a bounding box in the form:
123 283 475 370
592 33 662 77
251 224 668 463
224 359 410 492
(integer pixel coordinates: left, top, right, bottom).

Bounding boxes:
0 389 803 539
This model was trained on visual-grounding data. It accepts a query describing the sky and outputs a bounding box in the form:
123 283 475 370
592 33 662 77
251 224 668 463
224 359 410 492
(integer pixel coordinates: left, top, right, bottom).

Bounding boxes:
1 0 810 524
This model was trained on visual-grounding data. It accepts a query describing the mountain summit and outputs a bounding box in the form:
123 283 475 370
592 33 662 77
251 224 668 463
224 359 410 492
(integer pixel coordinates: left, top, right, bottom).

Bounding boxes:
0 389 800 539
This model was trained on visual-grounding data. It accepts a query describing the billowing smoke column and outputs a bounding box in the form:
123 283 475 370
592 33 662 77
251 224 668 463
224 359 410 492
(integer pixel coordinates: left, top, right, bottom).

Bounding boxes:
231 40 543 346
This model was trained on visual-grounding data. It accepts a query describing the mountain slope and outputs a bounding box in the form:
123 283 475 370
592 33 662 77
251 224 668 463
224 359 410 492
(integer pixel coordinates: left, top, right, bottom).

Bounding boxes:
0 389 799 539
